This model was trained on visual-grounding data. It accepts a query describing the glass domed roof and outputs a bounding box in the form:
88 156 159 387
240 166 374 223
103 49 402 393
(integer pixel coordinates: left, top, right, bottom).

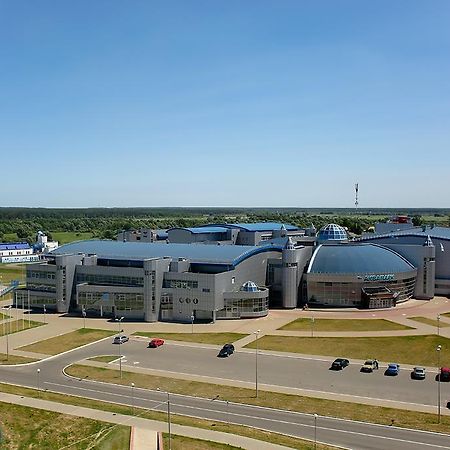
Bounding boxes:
241 281 259 292
317 224 348 243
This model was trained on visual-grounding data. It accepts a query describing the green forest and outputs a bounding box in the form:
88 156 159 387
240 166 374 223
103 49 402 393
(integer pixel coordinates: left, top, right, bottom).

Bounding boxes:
0 207 449 244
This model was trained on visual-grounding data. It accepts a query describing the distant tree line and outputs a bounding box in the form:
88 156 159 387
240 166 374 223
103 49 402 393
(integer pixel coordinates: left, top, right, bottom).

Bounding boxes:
0 208 449 243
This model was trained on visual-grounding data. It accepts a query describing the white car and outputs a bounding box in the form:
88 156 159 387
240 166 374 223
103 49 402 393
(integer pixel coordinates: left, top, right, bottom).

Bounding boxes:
113 335 129 344
360 359 377 372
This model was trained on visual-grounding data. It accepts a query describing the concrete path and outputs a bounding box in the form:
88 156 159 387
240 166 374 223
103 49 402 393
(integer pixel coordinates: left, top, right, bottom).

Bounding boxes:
0 392 292 450
130 427 158 450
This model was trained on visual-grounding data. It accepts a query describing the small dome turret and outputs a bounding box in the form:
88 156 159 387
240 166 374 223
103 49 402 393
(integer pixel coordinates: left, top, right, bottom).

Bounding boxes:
241 281 259 292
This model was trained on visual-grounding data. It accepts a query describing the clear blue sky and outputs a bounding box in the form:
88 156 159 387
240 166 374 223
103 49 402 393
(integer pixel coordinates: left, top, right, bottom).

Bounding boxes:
1 1 449 208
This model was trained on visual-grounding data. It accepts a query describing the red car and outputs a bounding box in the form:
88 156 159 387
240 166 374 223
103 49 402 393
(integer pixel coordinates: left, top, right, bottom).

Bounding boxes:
440 367 450 382
148 338 164 348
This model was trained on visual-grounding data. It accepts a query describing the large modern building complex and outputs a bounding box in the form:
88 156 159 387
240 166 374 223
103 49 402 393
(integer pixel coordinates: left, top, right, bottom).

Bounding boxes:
14 221 450 321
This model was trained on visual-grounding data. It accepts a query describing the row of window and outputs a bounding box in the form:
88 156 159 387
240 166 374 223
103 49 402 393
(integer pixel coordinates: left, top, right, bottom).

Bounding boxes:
163 279 199 289
29 271 56 280
77 273 144 286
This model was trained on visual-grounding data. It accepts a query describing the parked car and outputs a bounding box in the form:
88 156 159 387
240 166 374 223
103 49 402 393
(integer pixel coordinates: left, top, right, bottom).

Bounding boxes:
385 363 400 376
148 338 165 348
218 343 235 357
113 335 129 344
331 358 349 370
439 367 450 382
411 367 426 380
360 360 377 372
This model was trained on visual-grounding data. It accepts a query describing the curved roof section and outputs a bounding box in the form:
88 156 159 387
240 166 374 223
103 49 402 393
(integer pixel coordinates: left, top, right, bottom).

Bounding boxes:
168 226 229 234
50 240 283 268
358 226 450 242
307 244 415 275
217 222 298 232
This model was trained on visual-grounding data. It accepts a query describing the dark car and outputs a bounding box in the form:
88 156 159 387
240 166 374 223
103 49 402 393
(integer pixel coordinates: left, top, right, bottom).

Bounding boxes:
331 358 349 370
148 338 165 348
218 343 235 358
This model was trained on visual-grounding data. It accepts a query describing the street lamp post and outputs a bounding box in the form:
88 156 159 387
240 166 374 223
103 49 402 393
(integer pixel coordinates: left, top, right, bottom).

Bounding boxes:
131 382 135 415
82 306 86 329
157 388 171 450
116 316 124 379
314 413 318 450
437 345 442 423
37 368 41 397
437 314 441 336
3 306 12 360
254 329 260 398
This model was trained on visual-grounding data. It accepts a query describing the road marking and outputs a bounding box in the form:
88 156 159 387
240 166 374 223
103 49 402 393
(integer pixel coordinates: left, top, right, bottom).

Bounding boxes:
164 402 450 448
45 380 448 448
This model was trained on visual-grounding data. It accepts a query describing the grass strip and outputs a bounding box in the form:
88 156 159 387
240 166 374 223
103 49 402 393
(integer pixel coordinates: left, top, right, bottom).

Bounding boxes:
133 332 247 345
408 317 450 328
51 231 95 244
18 328 116 355
246 335 450 367
65 364 450 434
0 264 26 284
279 318 413 332
0 319 44 336
0 382 334 450
0 353 37 365
0 400 130 449
88 355 118 363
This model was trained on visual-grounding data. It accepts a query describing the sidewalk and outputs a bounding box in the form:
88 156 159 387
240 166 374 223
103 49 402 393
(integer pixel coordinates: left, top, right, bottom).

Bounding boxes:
0 392 293 450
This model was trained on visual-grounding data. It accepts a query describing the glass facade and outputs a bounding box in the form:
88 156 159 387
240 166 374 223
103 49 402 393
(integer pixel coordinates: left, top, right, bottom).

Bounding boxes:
217 296 269 319
78 291 144 311
76 273 144 286
308 275 416 306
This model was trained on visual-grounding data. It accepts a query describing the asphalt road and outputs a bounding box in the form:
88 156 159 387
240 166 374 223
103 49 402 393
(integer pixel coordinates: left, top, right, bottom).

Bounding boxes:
0 338 449 450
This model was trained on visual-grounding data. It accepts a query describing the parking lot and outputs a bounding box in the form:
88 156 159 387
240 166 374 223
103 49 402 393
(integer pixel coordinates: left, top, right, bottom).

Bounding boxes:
109 337 450 408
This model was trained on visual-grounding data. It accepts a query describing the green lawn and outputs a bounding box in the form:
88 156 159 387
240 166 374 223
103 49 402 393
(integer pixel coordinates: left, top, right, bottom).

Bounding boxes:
0 353 37 364
164 435 244 450
408 317 450 328
64 364 450 434
51 231 94 244
0 319 44 337
133 332 247 345
0 382 337 450
88 355 118 363
0 401 130 449
0 263 26 284
18 328 116 355
279 318 413 332
245 335 450 367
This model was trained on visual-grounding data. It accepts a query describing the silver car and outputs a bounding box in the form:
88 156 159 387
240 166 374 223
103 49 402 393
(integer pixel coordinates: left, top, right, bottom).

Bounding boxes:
411 367 426 380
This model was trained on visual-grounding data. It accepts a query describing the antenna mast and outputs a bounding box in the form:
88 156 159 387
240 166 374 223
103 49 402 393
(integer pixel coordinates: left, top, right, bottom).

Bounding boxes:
354 183 359 210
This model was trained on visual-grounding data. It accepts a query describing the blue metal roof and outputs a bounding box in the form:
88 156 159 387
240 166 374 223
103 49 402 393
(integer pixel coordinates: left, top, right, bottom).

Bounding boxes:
168 226 230 234
222 222 298 232
50 240 283 267
0 242 31 251
308 244 415 275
